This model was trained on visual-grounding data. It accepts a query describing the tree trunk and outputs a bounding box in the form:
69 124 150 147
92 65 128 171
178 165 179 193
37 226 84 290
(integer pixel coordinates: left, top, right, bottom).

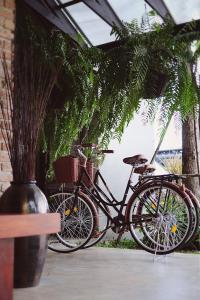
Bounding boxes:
182 111 200 198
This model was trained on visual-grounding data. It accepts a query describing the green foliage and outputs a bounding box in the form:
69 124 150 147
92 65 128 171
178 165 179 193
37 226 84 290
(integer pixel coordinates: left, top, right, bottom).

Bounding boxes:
98 238 138 249
19 8 200 180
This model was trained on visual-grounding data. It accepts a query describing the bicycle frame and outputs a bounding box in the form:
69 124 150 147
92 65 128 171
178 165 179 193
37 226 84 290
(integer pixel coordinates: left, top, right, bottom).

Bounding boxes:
74 164 163 226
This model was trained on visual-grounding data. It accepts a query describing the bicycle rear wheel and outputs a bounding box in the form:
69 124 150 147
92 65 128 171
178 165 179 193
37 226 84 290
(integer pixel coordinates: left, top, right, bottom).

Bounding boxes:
83 202 110 248
126 181 192 255
48 192 97 253
181 188 199 247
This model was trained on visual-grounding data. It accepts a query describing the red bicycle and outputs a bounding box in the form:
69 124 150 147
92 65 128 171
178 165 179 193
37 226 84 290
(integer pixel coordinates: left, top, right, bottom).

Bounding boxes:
48 144 198 255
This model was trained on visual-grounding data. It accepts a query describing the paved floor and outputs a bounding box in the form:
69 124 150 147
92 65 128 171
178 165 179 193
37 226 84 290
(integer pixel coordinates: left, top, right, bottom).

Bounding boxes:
14 248 200 300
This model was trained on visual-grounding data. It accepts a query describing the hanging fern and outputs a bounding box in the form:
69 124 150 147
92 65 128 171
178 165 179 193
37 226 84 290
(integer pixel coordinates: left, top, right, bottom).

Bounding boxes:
18 5 200 180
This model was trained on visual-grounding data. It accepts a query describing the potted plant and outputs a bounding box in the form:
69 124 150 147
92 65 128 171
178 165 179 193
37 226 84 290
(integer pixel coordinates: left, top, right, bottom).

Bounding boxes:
0 38 60 287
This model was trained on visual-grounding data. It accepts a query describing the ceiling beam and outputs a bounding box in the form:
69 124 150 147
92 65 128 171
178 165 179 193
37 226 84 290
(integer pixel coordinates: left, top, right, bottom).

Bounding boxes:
82 0 124 28
55 0 93 46
57 0 81 9
23 0 84 45
145 0 174 21
98 19 200 50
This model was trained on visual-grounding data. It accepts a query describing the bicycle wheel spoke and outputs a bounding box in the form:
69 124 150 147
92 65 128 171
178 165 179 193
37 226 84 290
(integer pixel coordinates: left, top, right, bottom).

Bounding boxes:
128 182 192 255
47 193 95 253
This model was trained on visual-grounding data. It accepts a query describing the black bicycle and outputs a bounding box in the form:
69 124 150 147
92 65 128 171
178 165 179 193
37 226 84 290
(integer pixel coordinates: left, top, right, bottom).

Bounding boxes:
48 144 196 255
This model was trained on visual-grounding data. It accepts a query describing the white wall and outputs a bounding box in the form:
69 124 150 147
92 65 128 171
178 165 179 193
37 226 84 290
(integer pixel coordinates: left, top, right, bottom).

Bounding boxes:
98 112 154 240
100 112 155 201
98 111 181 240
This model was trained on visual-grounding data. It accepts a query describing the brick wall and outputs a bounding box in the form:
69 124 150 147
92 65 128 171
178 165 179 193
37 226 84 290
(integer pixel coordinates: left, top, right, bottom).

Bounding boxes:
0 0 15 194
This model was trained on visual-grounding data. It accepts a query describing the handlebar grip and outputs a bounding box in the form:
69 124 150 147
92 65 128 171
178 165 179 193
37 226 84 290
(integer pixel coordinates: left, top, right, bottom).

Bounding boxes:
101 150 114 154
81 143 97 148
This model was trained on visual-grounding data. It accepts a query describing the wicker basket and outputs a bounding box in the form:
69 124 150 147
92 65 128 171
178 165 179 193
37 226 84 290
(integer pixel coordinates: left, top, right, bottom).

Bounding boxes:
53 155 79 184
78 160 94 188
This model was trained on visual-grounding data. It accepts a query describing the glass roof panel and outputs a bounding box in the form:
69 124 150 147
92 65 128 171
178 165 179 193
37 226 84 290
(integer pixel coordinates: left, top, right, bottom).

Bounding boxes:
109 0 149 23
65 0 162 46
164 0 200 24
67 2 116 46
108 0 162 27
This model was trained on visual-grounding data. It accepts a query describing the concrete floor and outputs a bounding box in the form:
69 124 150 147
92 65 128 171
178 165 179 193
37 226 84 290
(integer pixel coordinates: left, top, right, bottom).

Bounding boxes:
14 248 200 300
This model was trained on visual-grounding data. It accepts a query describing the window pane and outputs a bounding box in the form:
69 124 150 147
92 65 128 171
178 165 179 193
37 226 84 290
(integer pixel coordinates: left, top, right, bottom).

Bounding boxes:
164 0 200 24
109 0 162 24
67 2 116 45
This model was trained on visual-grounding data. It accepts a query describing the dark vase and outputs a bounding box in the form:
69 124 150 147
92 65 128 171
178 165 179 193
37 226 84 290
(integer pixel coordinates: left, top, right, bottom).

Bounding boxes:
0 181 49 288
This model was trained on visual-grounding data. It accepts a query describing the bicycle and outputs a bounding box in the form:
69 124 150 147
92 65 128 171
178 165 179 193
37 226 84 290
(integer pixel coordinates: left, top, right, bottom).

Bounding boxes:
48 144 197 255
144 173 200 249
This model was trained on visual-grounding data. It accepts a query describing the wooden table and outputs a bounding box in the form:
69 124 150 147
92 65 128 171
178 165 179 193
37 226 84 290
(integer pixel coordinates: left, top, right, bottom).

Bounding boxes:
0 213 60 300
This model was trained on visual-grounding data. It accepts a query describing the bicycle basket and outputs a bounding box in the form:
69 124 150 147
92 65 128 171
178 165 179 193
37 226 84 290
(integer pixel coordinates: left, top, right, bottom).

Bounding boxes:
53 155 79 184
78 160 94 188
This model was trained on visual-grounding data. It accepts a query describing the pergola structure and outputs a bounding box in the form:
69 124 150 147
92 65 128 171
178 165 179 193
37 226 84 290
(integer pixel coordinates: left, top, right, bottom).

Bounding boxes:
0 2 200 299
23 0 200 48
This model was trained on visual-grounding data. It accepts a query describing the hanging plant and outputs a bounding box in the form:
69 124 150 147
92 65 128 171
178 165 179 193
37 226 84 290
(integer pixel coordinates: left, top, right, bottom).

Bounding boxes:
18 6 200 181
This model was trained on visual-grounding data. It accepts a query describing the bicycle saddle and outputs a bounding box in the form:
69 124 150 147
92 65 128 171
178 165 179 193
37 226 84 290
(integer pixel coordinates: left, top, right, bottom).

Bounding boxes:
134 164 156 174
123 154 148 166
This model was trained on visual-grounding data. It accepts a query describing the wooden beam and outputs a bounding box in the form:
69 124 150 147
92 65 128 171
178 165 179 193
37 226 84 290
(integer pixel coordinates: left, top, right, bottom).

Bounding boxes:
0 213 60 300
0 213 60 239
57 0 81 9
23 0 83 45
98 19 200 50
0 239 14 300
83 0 123 28
145 0 172 20
56 0 93 46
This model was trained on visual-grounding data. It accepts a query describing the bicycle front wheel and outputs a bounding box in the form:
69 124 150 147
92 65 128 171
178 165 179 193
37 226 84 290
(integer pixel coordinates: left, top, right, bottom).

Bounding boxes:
83 202 110 248
126 181 192 255
48 192 97 253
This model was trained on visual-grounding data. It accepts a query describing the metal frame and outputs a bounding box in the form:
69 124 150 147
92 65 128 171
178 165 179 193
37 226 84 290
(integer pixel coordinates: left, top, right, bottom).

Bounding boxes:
145 0 174 21
23 0 200 47
56 0 123 28
23 0 81 44
76 163 158 225
82 0 123 28
55 0 93 46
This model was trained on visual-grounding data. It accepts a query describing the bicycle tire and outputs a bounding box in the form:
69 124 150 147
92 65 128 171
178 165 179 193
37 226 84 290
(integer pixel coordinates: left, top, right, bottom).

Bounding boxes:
83 202 110 248
126 181 192 255
48 192 97 253
181 188 199 247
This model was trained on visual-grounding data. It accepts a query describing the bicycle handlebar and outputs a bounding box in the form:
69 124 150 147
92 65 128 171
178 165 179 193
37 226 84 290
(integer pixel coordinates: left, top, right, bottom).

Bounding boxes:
81 143 97 148
73 144 114 153
73 145 114 162
101 150 114 154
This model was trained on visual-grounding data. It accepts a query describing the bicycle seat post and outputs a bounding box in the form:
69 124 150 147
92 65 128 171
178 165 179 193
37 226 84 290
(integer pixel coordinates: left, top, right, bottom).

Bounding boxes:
129 166 135 183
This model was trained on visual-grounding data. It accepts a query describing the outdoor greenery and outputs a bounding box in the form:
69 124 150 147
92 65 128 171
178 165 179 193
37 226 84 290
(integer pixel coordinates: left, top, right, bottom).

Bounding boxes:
161 156 182 174
98 239 138 250
19 5 200 180
98 238 200 252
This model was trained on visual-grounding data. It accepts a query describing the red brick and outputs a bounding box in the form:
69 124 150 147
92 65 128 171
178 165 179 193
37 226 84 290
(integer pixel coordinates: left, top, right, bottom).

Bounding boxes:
0 0 14 188
0 142 9 151
0 8 14 20
0 181 10 192
0 28 14 39
3 39 11 49
1 161 11 172
0 16 5 26
0 150 9 161
0 171 12 182
4 18 14 31
5 0 15 10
